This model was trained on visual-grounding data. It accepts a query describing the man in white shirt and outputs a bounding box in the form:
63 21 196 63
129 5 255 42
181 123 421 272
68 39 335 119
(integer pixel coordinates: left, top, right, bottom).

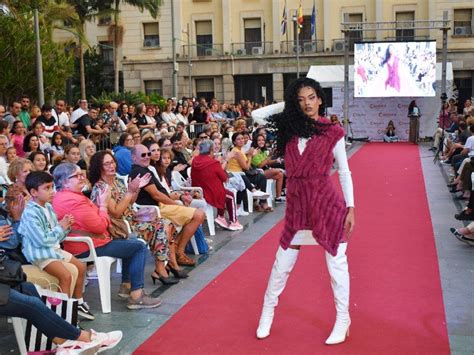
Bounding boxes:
53 99 77 144
0 135 10 183
70 99 88 124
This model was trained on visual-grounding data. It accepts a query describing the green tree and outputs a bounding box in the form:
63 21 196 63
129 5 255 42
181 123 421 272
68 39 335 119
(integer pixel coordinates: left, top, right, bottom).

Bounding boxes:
71 45 114 100
64 0 114 99
0 1 75 104
109 0 162 93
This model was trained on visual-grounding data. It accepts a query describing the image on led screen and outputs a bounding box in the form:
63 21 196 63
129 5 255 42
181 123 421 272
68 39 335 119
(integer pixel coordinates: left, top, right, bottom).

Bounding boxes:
354 41 436 97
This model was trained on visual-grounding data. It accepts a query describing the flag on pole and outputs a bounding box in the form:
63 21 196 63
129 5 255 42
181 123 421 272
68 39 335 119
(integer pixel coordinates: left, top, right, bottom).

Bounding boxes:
310 2 316 37
281 2 287 35
297 2 304 33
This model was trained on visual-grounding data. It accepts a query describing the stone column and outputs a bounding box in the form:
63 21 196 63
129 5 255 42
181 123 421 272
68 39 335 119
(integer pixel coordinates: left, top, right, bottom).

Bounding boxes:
375 0 383 41
273 73 284 102
222 74 235 103
222 0 231 54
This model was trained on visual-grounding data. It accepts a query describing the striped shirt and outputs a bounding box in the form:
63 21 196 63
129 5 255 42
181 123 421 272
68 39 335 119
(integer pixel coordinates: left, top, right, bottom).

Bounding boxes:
19 200 69 262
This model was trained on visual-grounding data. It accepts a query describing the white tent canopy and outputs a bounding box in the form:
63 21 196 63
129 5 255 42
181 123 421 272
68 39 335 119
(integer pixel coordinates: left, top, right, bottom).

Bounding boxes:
253 63 454 141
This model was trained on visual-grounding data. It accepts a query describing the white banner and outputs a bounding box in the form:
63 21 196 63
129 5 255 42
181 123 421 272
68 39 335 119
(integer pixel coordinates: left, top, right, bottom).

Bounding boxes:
327 84 452 141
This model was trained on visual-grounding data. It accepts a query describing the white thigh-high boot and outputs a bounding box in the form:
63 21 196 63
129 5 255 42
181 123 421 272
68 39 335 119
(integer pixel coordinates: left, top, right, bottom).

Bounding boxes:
325 242 350 345
256 246 299 339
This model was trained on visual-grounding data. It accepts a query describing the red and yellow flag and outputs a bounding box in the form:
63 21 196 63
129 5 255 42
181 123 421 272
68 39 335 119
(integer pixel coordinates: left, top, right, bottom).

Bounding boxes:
297 2 304 33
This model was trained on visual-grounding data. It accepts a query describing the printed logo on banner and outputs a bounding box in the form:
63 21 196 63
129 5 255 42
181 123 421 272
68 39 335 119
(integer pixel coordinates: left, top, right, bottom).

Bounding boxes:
378 112 397 118
370 104 386 109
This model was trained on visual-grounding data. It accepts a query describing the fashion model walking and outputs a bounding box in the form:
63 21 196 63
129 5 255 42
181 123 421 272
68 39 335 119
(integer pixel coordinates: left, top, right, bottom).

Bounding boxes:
253 77 355 345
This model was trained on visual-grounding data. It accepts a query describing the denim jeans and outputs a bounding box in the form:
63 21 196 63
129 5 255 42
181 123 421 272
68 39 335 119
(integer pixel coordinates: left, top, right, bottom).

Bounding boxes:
0 282 80 340
77 239 146 291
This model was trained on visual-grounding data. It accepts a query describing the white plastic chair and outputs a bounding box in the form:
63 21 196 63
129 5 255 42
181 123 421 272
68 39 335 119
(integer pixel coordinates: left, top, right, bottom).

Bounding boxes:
171 170 216 237
11 317 28 355
65 236 116 313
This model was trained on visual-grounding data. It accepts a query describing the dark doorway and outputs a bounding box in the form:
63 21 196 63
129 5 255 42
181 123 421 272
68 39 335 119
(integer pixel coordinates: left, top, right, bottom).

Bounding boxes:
234 74 273 104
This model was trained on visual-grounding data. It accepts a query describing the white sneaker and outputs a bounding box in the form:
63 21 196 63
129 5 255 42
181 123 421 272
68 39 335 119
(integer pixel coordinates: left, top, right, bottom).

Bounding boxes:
228 221 244 231
252 190 269 199
91 329 123 353
56 339 100 355
86 267 98 280
237 209 249 216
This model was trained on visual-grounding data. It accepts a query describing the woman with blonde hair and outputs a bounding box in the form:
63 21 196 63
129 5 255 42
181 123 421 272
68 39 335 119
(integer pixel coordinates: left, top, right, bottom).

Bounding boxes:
6 158 34 217
78 139 96 170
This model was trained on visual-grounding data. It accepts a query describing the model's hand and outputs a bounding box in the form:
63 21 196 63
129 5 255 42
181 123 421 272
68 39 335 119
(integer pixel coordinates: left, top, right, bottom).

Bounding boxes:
344 208 355 236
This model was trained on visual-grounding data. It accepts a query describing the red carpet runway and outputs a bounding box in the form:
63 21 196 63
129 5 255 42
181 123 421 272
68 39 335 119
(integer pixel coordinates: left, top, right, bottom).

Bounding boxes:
135 143 450 354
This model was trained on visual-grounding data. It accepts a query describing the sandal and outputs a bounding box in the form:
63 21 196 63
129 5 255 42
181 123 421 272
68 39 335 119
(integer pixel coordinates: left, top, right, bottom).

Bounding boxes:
263 207 274 213
176 252 196 266
254 205 265 212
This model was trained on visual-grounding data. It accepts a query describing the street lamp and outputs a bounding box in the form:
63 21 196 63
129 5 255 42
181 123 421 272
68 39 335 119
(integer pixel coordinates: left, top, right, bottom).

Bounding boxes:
182 24 192 98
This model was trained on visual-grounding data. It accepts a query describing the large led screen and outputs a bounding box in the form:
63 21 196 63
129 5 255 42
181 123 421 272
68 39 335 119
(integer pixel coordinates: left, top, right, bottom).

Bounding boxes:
354 41 436 97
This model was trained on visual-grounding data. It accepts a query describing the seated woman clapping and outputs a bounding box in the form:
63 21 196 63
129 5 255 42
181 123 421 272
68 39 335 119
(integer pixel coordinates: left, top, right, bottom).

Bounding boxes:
251 134 285 203
88 151 185 285
51 163 162 310
226 132 271 212
191 140 243 231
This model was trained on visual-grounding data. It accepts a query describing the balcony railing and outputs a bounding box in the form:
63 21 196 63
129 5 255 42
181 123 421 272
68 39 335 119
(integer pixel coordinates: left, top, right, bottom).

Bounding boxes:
231 42 273 56
279 40 324 54
181 44 224 58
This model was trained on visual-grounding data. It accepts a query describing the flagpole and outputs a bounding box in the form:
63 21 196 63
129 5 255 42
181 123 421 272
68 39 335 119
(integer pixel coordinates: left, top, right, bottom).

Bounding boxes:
314 1 317 52
285 4 289 53
296 10 300 78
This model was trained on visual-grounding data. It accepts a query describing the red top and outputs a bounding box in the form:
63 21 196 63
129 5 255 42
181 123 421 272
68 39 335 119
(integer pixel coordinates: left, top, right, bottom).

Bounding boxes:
52 189 111 255
191 155 228 209
280 117 347 256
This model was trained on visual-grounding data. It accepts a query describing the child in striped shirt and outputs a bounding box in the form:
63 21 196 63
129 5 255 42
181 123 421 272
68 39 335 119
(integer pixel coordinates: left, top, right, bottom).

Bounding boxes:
19 171 94 320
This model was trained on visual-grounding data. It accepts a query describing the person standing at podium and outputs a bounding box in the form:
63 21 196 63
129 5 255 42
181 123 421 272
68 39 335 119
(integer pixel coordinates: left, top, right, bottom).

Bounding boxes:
408 100 421 144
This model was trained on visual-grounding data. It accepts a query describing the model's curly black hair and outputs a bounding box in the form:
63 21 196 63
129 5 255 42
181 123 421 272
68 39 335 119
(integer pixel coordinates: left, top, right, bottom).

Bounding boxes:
269 77 330 157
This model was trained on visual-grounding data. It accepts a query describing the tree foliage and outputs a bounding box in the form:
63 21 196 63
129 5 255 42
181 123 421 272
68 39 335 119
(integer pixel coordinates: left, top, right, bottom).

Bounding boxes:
91 90 166 108
70 45 114 100
0 3 75 104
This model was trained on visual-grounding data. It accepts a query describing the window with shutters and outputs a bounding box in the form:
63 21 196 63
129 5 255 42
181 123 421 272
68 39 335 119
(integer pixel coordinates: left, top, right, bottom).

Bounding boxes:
346 13 363 50
144 80 163 96
244 18 262 54
396 11 415 41
453 9 473 36
196 21 213 56
196 78 214 102
98 16 112 26
99 41 114 66
143 22 160 48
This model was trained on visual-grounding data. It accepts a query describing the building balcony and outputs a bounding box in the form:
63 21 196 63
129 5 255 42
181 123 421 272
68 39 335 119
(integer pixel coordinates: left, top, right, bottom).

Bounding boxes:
279 40 324 54
181 43 224 58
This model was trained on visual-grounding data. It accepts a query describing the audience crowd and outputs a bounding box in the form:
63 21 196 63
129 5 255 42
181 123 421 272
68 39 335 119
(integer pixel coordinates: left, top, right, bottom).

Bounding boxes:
0 94 289 352
1 92 472 352
427 97 474 247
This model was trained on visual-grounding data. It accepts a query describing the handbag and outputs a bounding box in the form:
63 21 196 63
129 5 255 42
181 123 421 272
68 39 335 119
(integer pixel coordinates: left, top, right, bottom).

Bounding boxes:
133 207 158 223
185 225 209 254
23 283 79 352
108 217 129 239
0 249 27 287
